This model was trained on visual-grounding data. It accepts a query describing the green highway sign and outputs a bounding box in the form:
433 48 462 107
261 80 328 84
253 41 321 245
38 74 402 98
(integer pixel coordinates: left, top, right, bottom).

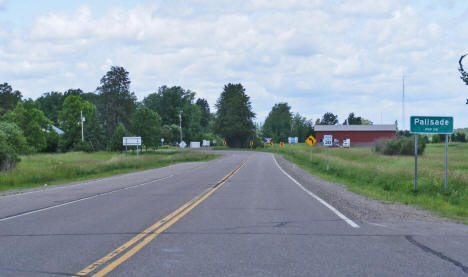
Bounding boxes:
410 116 453 134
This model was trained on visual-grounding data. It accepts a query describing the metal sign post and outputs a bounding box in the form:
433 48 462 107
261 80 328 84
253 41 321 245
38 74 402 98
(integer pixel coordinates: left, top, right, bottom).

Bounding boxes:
445 134 448 191
414 135 418 191
410 116 453 191
123 137 142 165
305 135 316 161
323 135 333 171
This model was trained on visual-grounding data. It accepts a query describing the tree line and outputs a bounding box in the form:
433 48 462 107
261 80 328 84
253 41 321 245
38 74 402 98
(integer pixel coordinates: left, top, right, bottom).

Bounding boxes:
0 67 260 169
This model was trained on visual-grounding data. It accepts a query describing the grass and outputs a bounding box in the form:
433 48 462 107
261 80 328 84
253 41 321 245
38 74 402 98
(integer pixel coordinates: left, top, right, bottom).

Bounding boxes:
0 150 219 192
261 143 468 224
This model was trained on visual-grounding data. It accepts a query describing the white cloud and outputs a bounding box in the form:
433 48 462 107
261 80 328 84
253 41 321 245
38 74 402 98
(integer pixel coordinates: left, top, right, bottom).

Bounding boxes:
1 0 467 127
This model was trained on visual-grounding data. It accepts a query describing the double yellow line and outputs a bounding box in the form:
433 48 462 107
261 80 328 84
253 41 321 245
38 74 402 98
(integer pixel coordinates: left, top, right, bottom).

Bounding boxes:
74 156 251 277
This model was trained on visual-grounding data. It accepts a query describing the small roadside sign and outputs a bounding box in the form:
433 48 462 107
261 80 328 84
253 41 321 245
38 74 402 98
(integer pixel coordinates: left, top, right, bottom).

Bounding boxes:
269 141 273 146
410 116 454 134
280 142 285 147
179 141 187 149
123 137 141 146
305 135 316 147
323 135 333 147
223 141 227 146
249 141 254 146
161 138 164 143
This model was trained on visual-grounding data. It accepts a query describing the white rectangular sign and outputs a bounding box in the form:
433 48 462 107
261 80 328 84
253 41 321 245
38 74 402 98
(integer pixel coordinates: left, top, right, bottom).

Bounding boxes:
190 141 200 148
123 137 141 146
323 135 333 147
202 140 210 147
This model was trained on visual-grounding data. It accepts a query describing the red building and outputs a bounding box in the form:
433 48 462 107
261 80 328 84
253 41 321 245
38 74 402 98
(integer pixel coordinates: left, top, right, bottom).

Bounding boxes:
314 124 397 147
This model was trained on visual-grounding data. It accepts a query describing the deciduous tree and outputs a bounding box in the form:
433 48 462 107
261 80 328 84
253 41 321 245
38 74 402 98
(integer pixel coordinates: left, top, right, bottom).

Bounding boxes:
0 83 22 116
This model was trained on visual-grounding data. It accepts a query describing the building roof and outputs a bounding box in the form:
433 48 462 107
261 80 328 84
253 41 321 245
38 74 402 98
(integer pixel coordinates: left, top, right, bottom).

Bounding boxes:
314 124 396 132
52 125 64 135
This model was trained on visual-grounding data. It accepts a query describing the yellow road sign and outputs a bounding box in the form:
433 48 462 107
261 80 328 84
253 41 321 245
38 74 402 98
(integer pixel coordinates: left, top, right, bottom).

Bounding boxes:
306 135 316 147
223 141 227 146
250 141 254 146
280 142 285 147
269 141 273 146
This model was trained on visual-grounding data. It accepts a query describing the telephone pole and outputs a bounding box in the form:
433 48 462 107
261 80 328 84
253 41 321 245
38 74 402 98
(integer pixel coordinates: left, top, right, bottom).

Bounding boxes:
81 110 84 142
179 111 183 143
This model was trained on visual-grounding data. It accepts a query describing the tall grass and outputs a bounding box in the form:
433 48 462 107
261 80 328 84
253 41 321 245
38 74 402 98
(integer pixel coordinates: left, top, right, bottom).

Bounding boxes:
0 151 218 191
262 143 468 223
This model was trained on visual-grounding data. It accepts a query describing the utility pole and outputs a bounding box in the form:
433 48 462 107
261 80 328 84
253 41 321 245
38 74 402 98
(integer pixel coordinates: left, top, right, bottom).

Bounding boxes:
81 110 84 142
402 73 406 131
179 111 183 143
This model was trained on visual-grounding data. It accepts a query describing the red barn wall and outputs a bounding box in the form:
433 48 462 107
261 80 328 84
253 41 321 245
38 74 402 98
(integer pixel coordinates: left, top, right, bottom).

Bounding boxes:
315 131 396 143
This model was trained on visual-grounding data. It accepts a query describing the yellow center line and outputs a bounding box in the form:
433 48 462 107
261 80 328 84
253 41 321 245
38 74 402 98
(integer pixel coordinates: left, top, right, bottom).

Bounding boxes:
74 155 252 277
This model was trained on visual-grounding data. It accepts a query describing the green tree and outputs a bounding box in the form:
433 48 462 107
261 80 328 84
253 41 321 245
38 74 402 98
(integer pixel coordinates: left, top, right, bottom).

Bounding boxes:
4 100 52 152
214 83 255 148
0 122 27 171
291 113 314 142
36 91 64 125
263 103 292 143
84 105 106 151
143 86 195 125
318 112 338 125
161 124 180 143
58 95 92 151
130 105 162 151
343 112 362 125
0 83 22 116
109 123 130 152
96 66 137 138
343 112 372 125
182 103 202 141
196 98 211 130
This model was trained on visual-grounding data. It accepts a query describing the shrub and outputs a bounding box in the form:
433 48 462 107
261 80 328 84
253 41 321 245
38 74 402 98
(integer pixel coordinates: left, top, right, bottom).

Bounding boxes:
375 136 426 156
73 141 92 152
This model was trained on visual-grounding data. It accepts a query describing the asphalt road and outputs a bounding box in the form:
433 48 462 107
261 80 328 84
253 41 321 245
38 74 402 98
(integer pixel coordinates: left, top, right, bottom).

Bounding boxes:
0 151 467 276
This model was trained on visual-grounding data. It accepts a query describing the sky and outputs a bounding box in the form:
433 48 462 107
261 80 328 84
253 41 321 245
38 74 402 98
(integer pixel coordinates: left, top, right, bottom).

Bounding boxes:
1 0 467 128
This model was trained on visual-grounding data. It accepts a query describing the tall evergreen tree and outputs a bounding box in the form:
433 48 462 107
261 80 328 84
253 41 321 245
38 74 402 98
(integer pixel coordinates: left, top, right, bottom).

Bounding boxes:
196 98 211 130
214 83 255 148
96 66 137 138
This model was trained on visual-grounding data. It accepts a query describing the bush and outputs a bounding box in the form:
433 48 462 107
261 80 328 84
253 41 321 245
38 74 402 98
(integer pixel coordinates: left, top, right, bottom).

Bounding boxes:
0 122 27 171
73 141 92 152
375 136 426 156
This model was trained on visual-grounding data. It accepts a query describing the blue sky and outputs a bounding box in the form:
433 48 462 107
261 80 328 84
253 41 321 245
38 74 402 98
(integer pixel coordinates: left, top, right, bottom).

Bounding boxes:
1 0 467 128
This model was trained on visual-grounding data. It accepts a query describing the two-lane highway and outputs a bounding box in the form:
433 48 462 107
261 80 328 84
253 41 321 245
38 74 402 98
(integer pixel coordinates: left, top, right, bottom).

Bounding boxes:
0 151 467 276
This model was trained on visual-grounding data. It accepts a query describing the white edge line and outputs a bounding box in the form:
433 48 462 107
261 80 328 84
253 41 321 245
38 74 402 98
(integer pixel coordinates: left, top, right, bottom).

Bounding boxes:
272 155 359 228
0 175 174 222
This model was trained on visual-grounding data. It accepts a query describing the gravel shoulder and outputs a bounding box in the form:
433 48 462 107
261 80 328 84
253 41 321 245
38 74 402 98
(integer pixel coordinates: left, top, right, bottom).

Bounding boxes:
274 154 456 226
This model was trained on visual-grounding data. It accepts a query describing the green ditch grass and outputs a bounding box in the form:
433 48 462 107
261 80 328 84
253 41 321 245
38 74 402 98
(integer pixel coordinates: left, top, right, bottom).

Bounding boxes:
261 143 468 224
0 151 219 192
